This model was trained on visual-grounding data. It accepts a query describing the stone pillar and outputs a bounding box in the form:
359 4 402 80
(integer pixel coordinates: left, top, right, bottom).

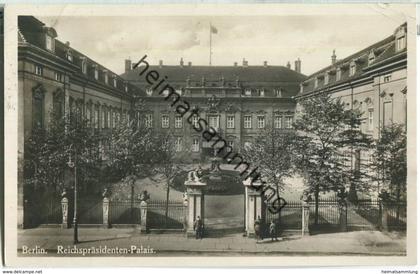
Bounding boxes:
185 179 207 237
243 178 263 237
140 200 148 233
103 197 110 228
301 200 310 236
61 197 69 229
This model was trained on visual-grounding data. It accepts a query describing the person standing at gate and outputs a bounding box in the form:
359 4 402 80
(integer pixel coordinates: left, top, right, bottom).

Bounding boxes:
254 216 262 243
269 220 278 241
194 216 203 239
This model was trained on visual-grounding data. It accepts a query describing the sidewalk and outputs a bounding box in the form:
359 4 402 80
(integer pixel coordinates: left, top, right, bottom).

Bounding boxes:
18 227 406 256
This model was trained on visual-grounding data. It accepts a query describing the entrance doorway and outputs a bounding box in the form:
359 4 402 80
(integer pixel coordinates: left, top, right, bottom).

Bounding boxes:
204 193 245 236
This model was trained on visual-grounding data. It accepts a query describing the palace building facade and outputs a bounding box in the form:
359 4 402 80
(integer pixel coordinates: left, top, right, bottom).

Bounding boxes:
295 23 407 179
120 58 306 160
17 16 141 227
17 16 408 227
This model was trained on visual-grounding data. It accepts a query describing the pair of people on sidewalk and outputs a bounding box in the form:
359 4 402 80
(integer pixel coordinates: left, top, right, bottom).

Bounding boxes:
254 217 279 243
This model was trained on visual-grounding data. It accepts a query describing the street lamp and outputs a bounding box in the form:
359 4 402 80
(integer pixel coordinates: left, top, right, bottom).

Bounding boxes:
67 144 78 244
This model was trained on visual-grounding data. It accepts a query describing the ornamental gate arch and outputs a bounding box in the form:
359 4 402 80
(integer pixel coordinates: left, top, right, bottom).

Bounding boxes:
184 170 264 237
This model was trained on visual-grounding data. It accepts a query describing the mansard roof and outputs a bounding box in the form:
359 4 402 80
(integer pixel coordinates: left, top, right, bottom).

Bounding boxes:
121 65 307 84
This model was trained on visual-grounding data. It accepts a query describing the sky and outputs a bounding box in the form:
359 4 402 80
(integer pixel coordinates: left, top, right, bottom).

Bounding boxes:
39 6 411 76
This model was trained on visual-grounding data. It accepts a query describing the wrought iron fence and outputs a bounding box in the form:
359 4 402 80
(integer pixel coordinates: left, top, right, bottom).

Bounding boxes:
78 198 103 224
266 200 302 230
147 200 186 229
309 198 340 228
109 200 142 224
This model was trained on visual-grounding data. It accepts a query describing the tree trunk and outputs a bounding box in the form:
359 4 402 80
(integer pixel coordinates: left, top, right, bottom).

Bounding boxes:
165 180 170 228
314 185 320 225
396 182 401 224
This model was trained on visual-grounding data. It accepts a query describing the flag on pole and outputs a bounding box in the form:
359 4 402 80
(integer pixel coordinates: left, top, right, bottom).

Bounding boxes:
210 24 218 34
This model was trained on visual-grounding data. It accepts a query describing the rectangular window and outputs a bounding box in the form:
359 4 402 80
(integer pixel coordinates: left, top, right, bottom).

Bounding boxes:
368 109 374 131
274 116 282 129
350 64 356 76
285 116 293 129
112 111 116 128
35 65 43 76
102 109 106 129
259 89 264 97
86 105 91 126
192 115 199 128
336 69 341 81
192 138 199 152
94 69 99 80
32 93 44 129
175 116 183 128
46 35 53 51
244 115 252 129
324 74 329 85
227 116 235 129
208 115 219 129
276 89 282 97
145 114 153 128
55 72 62 82
104 73 108 84
314 78 318 89
107 110 111 128
383 101 393 127
162 115 169 128
397 36 406 51
384 75 392 83
175 137 182 152
81 60 87 74
113 78 117 88
244 89 251 96
94 107 99 129
257 116 265 129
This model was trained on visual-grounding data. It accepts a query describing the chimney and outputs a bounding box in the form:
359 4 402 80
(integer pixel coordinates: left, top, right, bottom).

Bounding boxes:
294 58 301 73
331 49 337 65
263 61 268 67
234 62 238 67
286 61 291 69
242 58 248 67
180 57 184 67
159 60 163 68
188 61 192 67
125 59 132 73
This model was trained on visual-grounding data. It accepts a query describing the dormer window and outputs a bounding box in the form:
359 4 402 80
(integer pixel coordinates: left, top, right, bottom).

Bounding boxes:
395 25 407 52
349 62 356 76
43 27 57 52
396 36 406 51
336 68 342 81
244 89 252 96
66 50 73 62
113 77 117 88
104 72 108 84
81 58 87 74
93 66 98 80
368 51 376 65
45 35 54 52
